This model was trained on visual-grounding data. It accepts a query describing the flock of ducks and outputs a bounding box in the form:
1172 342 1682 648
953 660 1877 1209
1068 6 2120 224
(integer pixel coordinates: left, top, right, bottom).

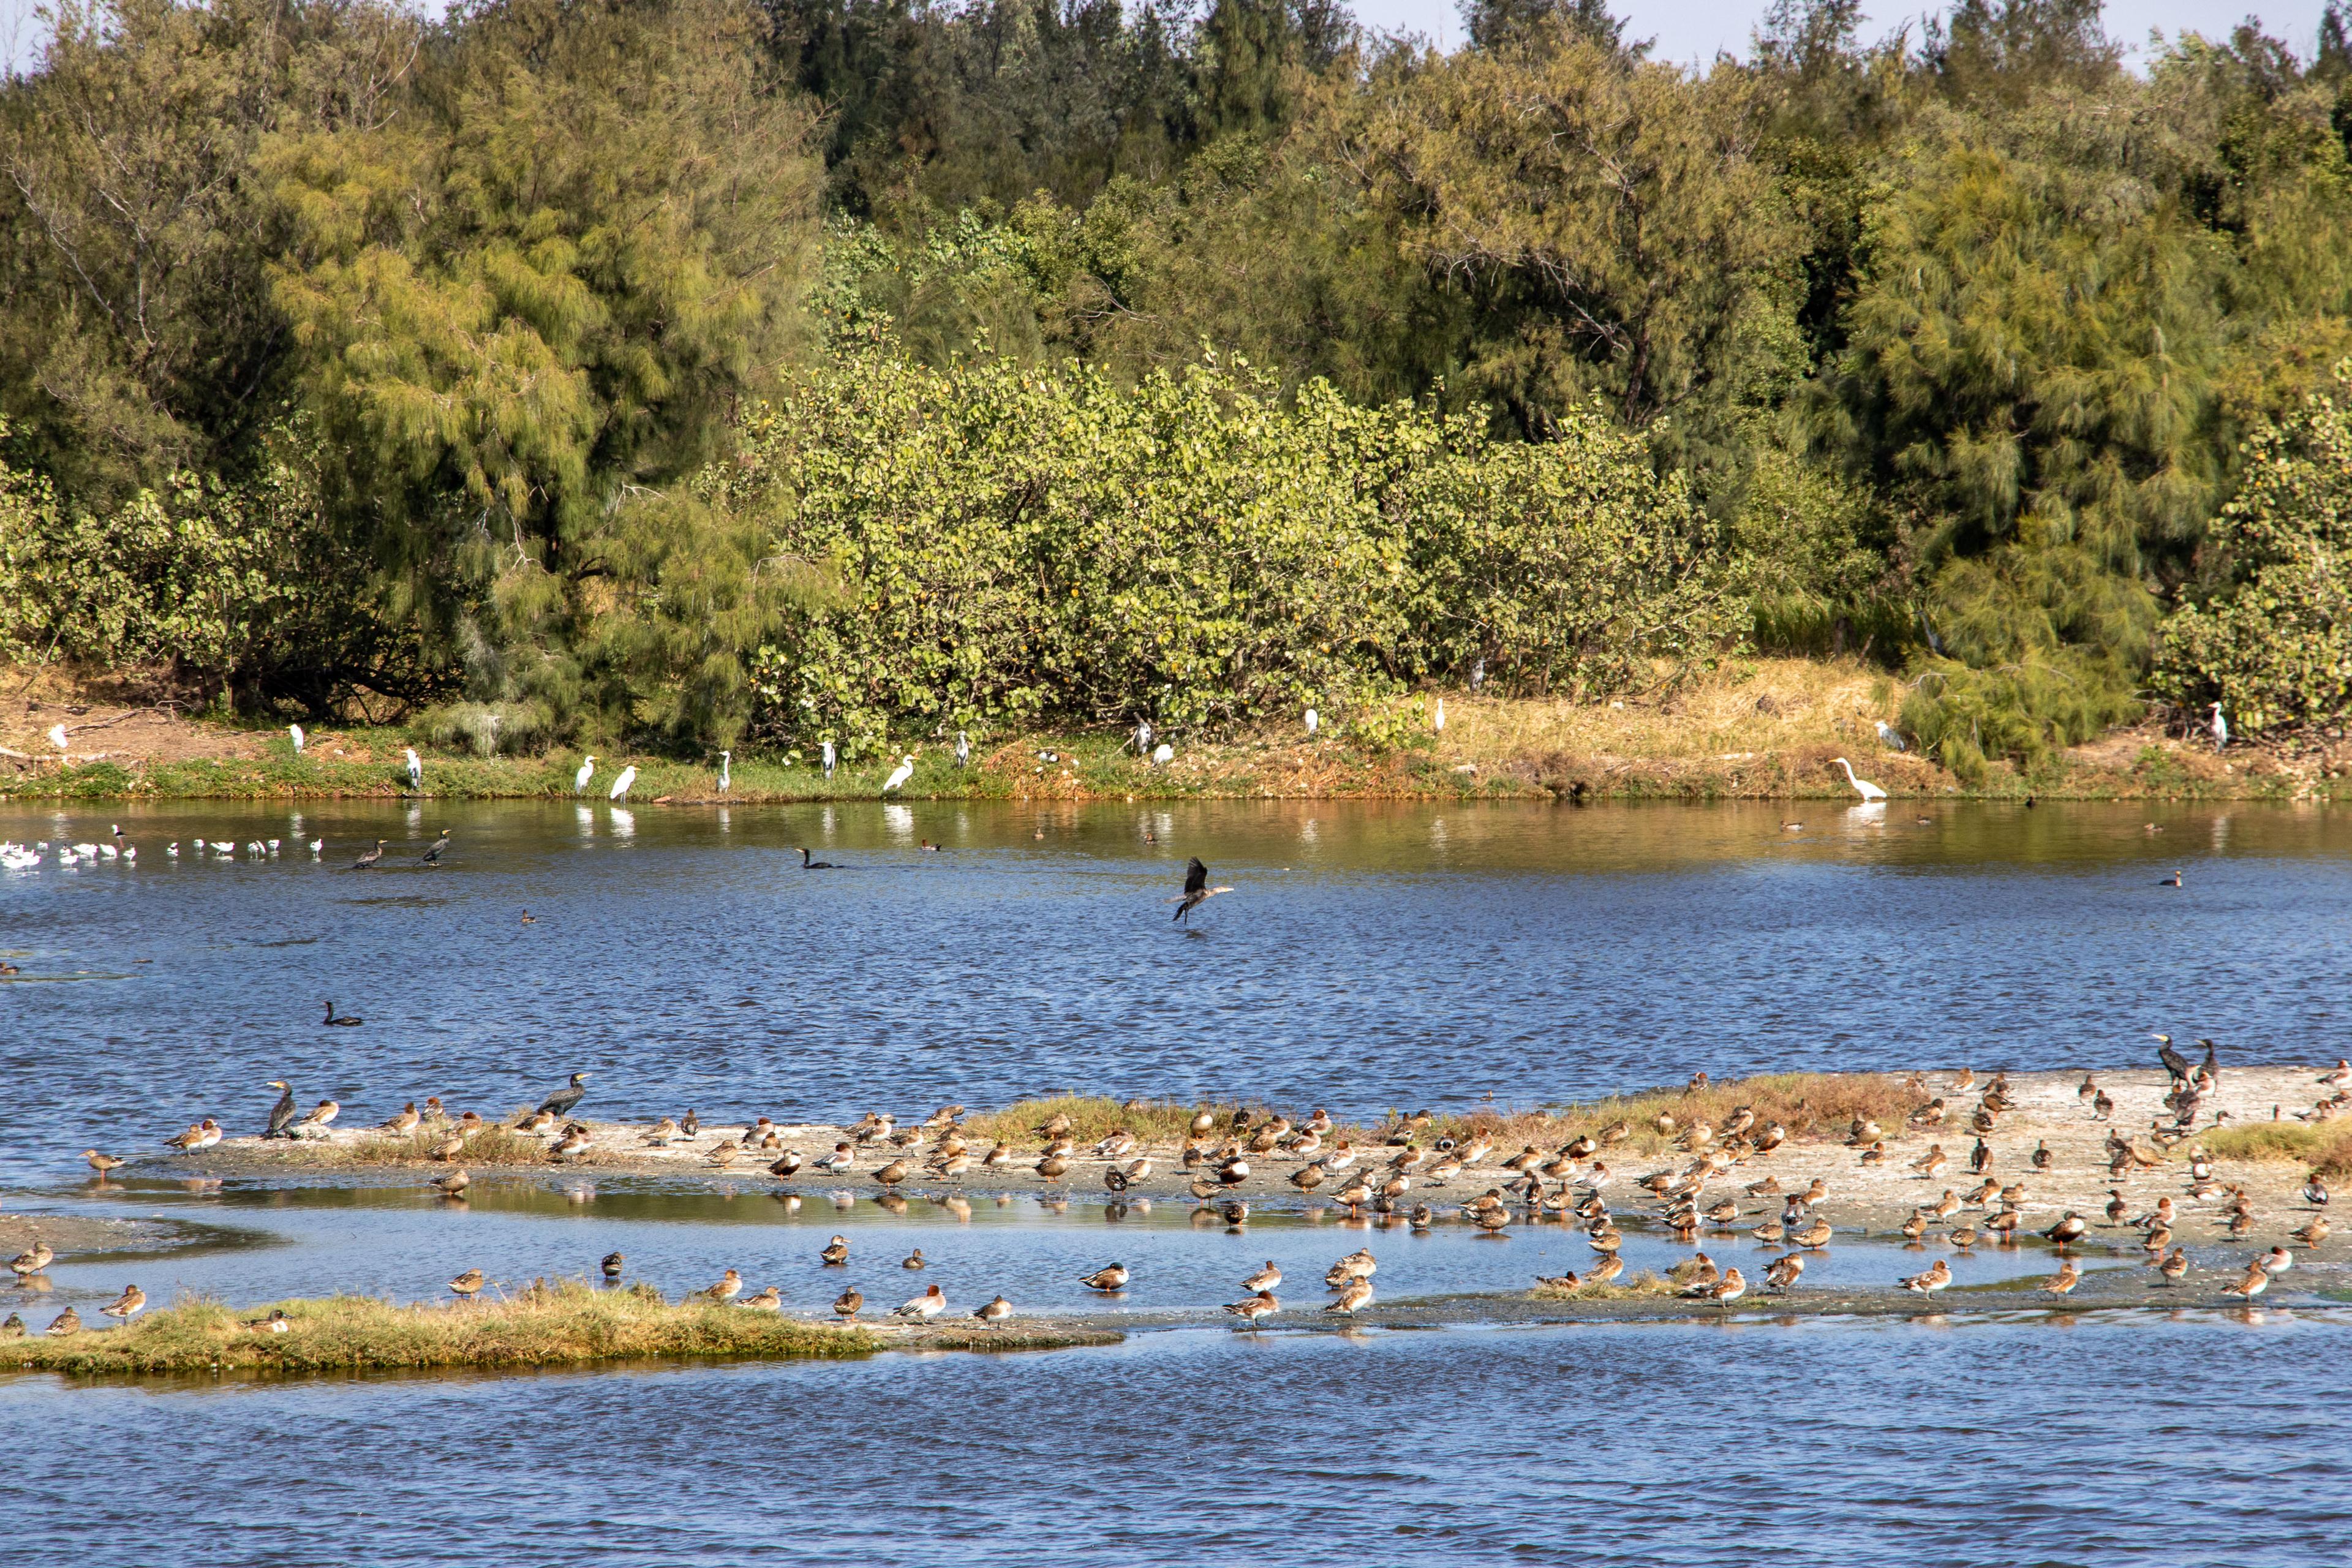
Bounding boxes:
25 1050 2341 1339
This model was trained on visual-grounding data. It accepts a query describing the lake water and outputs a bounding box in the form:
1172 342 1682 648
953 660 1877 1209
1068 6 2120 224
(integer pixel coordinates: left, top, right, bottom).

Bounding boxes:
7 799 2351 1564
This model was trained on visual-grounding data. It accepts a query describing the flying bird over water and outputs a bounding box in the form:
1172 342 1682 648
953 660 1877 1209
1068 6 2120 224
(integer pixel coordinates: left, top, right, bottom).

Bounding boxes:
1172 858 1233 923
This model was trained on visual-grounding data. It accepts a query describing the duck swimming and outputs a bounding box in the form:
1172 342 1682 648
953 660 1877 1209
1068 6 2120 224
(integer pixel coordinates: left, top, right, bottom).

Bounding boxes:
1079 1263 1129 1292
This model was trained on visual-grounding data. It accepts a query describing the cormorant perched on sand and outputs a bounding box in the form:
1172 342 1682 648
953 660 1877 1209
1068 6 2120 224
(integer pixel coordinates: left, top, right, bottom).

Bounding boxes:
420 829 450 867
2152 1033 2193 1082
1170 858 1232 923
351 840 386 870
537 1072 590 1118
265 1079 298 1139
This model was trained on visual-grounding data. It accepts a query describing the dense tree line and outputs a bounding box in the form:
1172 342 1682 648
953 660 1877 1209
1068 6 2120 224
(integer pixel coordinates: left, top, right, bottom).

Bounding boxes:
2 0 2350 772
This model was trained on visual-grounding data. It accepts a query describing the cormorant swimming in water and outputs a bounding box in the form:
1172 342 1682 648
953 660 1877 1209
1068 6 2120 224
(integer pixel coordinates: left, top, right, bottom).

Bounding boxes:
420 829 450 867
265 1079 298 1139
796 847 837 869
351 840 386 869
537 1071 590 1118
322 1000 363 1027
1172 858 1232 923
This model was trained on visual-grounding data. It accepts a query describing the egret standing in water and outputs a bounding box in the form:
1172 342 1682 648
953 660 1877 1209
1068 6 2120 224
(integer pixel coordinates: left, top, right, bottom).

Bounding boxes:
574 756 596 795
2209 702 2228 753
609 764 636 802
883 754 915 793
717 750 731 793
1171 858 1234 923
1833 758 1887 803
405 748 423 790
420 827 450 867
288 723 304 755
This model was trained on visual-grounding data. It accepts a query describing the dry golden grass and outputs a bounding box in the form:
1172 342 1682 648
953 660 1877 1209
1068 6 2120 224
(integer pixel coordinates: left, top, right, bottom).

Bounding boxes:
6 1280 870 1376
2201 1121 2352 1175
330 1124 554 1166
963 1096 1273 1147
1433 657 1896 764
1430 1072 1931 1156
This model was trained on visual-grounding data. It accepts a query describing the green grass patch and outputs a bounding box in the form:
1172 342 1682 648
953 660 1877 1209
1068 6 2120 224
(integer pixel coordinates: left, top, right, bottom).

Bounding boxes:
2200 1121 2352 1174
7 1279 872 1376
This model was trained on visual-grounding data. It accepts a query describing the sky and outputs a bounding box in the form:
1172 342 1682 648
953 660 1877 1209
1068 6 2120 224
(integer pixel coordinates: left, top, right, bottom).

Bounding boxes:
0 0 2330 78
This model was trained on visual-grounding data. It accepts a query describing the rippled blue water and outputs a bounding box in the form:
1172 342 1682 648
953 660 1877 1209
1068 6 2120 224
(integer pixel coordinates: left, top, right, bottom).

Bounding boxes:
5 1314 2343 1566
6 799 2350 1185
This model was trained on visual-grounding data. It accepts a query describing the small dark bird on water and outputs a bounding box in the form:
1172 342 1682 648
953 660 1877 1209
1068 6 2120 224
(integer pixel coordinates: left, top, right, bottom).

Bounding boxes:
2158 869 2180 887
537 1072 590 1119
601 1251 624 1280
322 1000 362 1027
420 829 450 867
1172 858 1232 923
350 839 386 869
265 1079 297 1139
796 847 837 869
519 910 535 923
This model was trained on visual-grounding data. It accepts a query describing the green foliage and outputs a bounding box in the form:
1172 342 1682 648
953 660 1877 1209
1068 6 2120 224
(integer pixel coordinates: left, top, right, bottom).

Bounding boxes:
1728 439 1904 654
715 350 1725 753
262 0 824 741
2157 362 2352 731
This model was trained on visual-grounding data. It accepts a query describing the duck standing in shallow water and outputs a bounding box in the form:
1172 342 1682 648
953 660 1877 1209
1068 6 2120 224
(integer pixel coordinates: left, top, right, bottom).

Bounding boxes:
1079 1263 1129 1292
1224 1290 1278 1328
820 1235 849 1265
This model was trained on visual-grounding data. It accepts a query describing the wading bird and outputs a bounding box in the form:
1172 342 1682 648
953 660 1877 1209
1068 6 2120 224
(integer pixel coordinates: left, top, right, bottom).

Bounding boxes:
288 724 304 755
608 765 636 802
883 754 916 793
796 846 838 870
717 750 730 793
2209 702 2228 753
405 748 423 789
420 828 450 867
1874 720 1907 752
265 1080 298 1139
574 756 596 794
351 840 386 870
954 732 969 769
1172 858 1232 923
821 741 835 778
1832 757 1887 803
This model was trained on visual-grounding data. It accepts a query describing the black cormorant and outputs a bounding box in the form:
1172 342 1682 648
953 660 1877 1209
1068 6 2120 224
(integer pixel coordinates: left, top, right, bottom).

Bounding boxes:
351 840 386 869
537 1071 590 1118
796 847 837 869
2152 1033 2193 1081
1172 858 1232 922
323 1000 362 1027
265 1079 297 1139
420 829 450 867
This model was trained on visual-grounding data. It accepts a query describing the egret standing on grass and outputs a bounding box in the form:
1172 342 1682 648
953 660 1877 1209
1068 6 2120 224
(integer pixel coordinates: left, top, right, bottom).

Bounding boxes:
717 750 731 793
1133 721 1153 755
405 747 423 789
821 741 836 778
883 754 916 793
574 756 596 795
609 764 637 803
47 723 67 760
2209 702 2228 753
1833 758 1887 803
288 724 304 755
1434 697 1446 734
1305 708 1319 736
955 731 970 769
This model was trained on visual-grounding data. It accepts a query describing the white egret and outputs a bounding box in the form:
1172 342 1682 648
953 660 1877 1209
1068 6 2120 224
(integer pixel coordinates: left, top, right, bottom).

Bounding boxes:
307 839 323 858
574 755 597 794
717 750 731 793
609 764 637 802
1304 707 1319 736
1152 742 1174 765
1874 720 1907 753
821 740 836 778
1433 696 1446 734
954 731 970 769
47 723 67 755
288 723 304 755
1832 757 1887 803
2209 702 2228 753
882 754 916 793
405 747 423 788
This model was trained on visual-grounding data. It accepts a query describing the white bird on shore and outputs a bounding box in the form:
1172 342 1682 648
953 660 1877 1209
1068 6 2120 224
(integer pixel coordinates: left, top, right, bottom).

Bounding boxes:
609 764 636 802
1133 721 1153 755
1833 757 1887 803
883 754 915 793
1305 707 1319 736
892 1283 946 1320
821 740 836 778
1874 720 1907 752
405 747 423 788
573 755 596 794
717 750 731 793
47 723 67 756
1433 697 1446 734
954 731 970 769
288 724 304 755
1152 742 1173 764
2209 702 2228 752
